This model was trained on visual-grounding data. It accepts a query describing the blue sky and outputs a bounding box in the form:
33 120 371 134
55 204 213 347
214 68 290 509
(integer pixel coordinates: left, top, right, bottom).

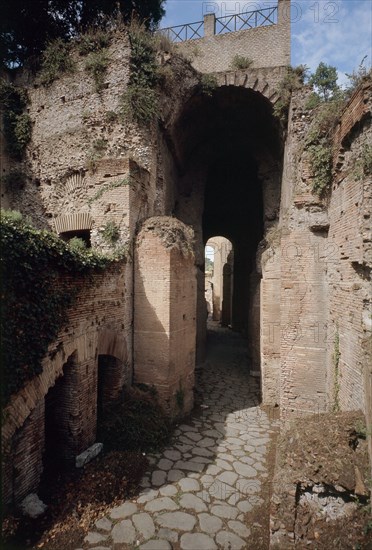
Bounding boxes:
160 0 372 85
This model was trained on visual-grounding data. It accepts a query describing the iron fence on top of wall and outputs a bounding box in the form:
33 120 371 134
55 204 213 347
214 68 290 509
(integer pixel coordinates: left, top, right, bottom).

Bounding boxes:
215 6 278 35
158 5 278 43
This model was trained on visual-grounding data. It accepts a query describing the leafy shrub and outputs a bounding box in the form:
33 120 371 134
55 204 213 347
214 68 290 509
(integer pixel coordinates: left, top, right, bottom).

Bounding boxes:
85 49 109 92
230 54 253 70
78 28 111 55
101 221 120 244
200 74 218 96
69 236 87 251
0 209 23 222
0 80 31 159
38 38 75 86
273 65 308 124
120 84 159 123
97 385 171 452
345 57 372 97
307 141 333 196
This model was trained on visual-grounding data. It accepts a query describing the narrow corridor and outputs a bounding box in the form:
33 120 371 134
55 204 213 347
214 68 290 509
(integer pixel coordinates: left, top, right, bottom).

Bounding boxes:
82 324 279 549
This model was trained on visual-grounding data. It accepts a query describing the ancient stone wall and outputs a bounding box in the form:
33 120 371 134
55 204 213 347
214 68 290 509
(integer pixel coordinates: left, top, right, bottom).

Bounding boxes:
2 262 129 506
176 0 290 73
134 217 196 417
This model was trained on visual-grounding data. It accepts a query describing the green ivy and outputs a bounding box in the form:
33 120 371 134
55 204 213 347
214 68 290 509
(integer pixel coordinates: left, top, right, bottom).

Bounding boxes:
85 49 109 93
88 177 131 205
307 141 332 196
0 80 32 159
101 221 120 244
0 213 111 406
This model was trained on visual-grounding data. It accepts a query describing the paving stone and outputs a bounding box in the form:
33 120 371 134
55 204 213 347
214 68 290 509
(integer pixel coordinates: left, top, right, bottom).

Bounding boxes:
159 484 178 496
217 471 238 486
158 458 173 471
95 517 112 532
174 460 204 473
111 520 136 544
156 511 196 531
233 461 257 478
178 477 200 492
158 528 179 543
215 458 233 471
145 497 179 512
210 504 239 519
175 444 192 453
110 502 137 520
216 530 246 549
237 500 254 513
205 465 222 476
137 489 159 504
191 456 212 464
180 533 217 550
179 493 207 512
151 470 167 486
197 437 216 448
84 532 107 544
228 520 251 538
198 512 223 534
216 453 234 462
140 540 171 550
191 447 214 457
164 450 181 461
184 431 202 442
140 477 151 488
167 469 184 482
202 429 221 438
132 512 155 540
179 424 198 432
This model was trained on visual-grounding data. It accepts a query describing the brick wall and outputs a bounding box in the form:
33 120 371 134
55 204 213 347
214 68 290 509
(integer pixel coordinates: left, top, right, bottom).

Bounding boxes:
134 217 196 417
177 0 290 73
2 262 130 506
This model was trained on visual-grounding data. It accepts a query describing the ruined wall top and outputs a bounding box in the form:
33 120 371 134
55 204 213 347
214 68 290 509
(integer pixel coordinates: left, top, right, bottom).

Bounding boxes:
160 0 291 73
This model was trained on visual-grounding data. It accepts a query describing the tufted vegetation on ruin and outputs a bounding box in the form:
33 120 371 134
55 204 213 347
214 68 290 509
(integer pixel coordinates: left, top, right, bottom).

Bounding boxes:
0 211 118 406
120 20 161 124
0 80 32 160
305 96 345 196
37 38 76 87
273 65 308 125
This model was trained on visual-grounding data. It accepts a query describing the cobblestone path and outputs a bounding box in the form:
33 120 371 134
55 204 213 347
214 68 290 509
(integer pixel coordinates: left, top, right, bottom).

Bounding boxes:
82 325 278 549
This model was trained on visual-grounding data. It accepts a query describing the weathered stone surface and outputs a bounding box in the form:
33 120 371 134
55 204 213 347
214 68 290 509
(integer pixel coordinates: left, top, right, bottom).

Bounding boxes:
145 497 179 513
233 461 257 477
228 520 251 537
111 520 136 544
198 513 223 534
180 533 217 550
140 540 171 550
95 517 112 532
216 530 246 549
75 443 103 468
157 528 179 543
152 470 167 486
110 502 137 519
83 532 107 545
20 494 47 519
132 513 155 540
159 484 178 496
156 512 196 530
210 504 239 519
179 493 207 512
178 478 200 492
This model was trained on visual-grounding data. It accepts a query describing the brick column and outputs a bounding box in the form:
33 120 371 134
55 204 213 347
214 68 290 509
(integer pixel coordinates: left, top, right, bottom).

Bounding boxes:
204 13 216 37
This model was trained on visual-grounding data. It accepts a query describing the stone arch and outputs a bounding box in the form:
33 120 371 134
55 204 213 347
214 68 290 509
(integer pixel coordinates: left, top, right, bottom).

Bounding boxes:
214 69 281 106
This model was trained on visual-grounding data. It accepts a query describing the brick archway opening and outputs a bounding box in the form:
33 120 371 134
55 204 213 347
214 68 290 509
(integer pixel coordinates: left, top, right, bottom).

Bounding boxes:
170 84 283 376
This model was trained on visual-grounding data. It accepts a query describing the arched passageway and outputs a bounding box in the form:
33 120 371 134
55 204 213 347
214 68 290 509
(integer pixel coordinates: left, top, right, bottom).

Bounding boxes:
205 237 234 326
170 84 283 372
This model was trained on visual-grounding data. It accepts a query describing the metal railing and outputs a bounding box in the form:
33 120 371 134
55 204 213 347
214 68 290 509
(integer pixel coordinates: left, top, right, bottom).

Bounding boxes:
158 5 278 43
159 20 204 42
216 6 277 34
